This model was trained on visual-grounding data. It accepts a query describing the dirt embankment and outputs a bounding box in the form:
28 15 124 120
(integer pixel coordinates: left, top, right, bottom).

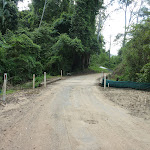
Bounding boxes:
99 86 150 120
0 88 41 106
0 76 62 106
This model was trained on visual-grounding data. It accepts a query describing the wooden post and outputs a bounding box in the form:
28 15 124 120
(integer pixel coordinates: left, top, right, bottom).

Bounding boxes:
104 75 106 90
61 70 63 79
3 73 7 101
44 72 46 87
33 74 35 89
100 73 101 84
100 72 103 83
101 71 104 84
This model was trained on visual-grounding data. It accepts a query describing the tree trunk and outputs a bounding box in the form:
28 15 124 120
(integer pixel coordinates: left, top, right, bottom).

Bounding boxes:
123 2 127 47
97 10 102 41
137 0 144 23
82 54 85 70
86 54 90 68
39 0 47 28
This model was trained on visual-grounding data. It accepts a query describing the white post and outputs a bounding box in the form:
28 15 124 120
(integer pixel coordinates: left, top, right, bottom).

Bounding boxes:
108 83 110 88
44 72 46 87
61 70 63 79
3 73 7 101
33 74 35 89
100 72 103 83
104 75 106 90
101 71 104 83
100 73 101 83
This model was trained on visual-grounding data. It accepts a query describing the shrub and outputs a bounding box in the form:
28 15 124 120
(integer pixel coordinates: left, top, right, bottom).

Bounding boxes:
137 62 150 83
3 33 43 84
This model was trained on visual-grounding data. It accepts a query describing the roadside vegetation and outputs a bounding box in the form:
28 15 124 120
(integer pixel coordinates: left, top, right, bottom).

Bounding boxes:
112 18 150 82
0 0 103 87
0 0 150 89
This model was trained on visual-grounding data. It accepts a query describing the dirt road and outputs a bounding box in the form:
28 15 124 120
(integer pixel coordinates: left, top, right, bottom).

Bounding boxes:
0 74 150 150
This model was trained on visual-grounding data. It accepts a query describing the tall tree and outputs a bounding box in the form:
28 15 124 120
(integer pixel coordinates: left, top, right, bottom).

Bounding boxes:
118 0 134 47
32 0 71 25
71 0 103 69
118 18 150 82
116 0 150 48
60 0 70 13
97 0 116 41
39 0 47 28
0 0 18 34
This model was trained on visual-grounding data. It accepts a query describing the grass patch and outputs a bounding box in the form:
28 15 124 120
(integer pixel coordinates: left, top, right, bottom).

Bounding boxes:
21 75 60 89
0 75 60 96
35 75 60 88
0 89 16 95
89 65 109 73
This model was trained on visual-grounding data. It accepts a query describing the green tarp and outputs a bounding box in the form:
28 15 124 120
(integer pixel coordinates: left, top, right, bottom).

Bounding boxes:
102 79 150 90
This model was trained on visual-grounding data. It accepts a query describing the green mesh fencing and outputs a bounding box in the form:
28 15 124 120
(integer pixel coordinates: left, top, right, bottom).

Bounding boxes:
101 79 150 90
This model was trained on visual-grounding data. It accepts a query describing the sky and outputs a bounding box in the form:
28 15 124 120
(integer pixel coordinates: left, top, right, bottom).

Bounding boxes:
102 0 149 55
18 0 31 11
102 1 125 55
18 0 144 55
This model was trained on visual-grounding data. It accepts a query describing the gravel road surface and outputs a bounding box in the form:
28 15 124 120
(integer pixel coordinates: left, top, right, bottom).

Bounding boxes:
0 74 150 150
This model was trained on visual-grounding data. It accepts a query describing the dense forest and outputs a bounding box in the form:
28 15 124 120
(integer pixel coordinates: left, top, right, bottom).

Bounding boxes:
115 18 150 83
0 0 150 86
0 0 103 85
113 0 150 83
